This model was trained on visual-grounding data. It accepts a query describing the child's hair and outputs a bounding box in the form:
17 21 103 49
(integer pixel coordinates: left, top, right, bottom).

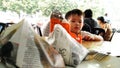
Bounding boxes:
65 9 83 20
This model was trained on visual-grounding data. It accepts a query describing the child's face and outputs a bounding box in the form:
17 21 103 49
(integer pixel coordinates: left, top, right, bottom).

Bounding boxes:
67 14 84 34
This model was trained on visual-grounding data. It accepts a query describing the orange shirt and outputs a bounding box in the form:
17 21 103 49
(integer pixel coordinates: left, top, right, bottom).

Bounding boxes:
50 18 82 43
50 18 70 33
69 32 82 43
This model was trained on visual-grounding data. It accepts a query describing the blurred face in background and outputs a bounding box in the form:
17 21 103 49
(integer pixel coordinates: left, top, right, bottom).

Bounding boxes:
67 14 84 35
97 20 102 24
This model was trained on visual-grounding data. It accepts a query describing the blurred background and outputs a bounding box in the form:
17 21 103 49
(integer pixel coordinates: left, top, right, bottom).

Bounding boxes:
0 0 120 30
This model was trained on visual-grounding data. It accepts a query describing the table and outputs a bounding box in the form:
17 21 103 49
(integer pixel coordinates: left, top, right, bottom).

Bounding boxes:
82 40 120 57
82 41 103 49
80 32 120 68
73 40 120 68
1 35 120 68
81 32 120 57
76 56 120 68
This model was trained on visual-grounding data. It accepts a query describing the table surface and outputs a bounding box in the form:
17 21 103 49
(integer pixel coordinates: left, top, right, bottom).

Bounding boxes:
74 32 120 68
1 33 120 68
75 32 120 68
82 32 120 57
76 56 120 68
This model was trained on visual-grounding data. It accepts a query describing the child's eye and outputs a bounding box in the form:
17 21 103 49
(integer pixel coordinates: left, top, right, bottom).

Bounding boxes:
79 21 82 23
71 21 75 22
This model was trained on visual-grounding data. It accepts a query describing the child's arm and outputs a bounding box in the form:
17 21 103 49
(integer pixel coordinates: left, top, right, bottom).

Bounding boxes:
81 31 103 41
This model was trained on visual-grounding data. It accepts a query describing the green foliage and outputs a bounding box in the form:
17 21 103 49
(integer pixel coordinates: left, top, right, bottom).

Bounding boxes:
78 0 105 19
0 0 104 17
37 0 78 16
0 0 40 14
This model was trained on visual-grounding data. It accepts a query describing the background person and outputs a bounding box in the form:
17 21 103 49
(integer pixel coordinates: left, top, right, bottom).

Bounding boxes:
97 16 112 41
82 9 100 34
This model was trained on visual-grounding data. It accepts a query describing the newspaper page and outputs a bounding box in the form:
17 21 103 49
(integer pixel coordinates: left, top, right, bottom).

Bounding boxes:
46 24 89 66
34 35 65 68
9 19 43 68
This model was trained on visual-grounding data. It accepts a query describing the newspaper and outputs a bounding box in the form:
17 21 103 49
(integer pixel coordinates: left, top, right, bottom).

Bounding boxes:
9 19 43 68
46 24 89 66
6 19 65 68
34 35 65 68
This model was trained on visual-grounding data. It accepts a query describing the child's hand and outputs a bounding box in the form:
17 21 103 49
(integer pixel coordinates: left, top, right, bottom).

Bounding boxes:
50 10 63 20
84 34 94 41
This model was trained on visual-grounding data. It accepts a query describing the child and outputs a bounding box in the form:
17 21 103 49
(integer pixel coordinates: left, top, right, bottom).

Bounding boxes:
65 9 103 43
50 9 103 43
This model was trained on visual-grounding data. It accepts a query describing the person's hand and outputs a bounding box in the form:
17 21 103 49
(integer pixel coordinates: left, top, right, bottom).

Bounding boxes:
83 34 94 41
50 10 63 20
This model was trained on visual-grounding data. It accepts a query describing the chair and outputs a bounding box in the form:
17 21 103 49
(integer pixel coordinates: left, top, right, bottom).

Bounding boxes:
82 23 105 40
36 26 42 36
82 23 105 36
82 23 91 32
0 23 7 34
32 24 42 36
109 28 117 41
0 22 15 34
93 27 105 36
6 23 15 27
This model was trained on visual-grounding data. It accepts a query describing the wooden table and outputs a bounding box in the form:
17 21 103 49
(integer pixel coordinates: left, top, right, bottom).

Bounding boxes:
82 40 120 57
76 56 120 68
74 40 120 68
82 40 103 49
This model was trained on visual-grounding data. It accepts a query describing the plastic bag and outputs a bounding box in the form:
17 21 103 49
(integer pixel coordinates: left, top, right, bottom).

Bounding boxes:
46 24 89 66
0 19 65 68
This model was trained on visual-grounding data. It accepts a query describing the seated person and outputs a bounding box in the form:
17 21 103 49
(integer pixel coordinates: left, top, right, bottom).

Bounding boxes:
97 16 112 41
50 9 103 43
65 9 103 43
83 9 100 34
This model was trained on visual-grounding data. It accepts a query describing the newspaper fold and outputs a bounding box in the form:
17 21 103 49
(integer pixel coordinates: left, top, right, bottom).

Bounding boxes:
46 24 89 66
0 19 65 68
